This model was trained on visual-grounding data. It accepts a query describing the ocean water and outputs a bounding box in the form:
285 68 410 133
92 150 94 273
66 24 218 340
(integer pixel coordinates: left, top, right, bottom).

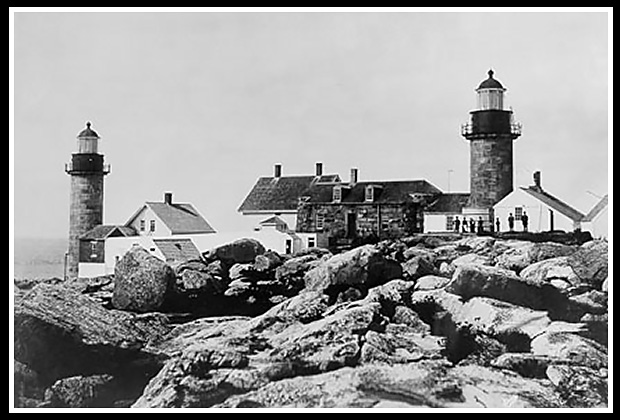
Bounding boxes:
13 237 67 280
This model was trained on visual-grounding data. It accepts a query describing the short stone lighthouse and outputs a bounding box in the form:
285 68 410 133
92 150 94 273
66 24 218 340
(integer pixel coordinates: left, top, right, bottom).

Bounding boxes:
65 122 110 279
461 70 522 225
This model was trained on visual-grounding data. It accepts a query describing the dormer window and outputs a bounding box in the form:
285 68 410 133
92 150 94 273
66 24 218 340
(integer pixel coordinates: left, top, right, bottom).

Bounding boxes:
365 185 374 202
333 186 342 203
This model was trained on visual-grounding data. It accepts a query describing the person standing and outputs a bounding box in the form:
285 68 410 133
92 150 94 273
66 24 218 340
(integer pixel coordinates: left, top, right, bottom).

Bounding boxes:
521 211 529 232
453 216 461 233
508 213 515 232
462 218 468 233
469 218 476 233
495 217 501 233
477 216 484 233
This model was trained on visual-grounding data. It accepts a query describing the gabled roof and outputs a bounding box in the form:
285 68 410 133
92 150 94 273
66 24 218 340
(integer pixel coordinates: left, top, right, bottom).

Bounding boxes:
583 194 608 222
152 238 201 263
126 202 216 235
80 225 136 240
238 174 341 214
520 186 585 222
301 180 442 204
425 193 471 213
259 215 288 226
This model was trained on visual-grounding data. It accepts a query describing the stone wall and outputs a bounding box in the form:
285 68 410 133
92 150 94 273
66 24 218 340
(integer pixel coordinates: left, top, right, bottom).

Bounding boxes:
297 202 423 249
469 136 513 208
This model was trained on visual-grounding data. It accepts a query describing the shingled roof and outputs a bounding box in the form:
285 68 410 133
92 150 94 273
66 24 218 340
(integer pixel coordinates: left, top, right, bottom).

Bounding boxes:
80 225 136 240
152 238 201 263
238 174 341 214
520 186 585 222
425 193 471 213
301 180 442 204
126 200 216 235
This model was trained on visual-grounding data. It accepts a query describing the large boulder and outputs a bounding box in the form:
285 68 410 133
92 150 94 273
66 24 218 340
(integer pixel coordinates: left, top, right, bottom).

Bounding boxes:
454 297 551 341
174 259 228 295
41 374 117 408
253 250 283 273
567 240 608 288
519 257 579 288
450 253 494 269
490 353 571 379
449 364 563 408
403 245 436 265
256 291 330 324
112 246 175 312
568 290 608 315
530 332 607 369
303 245 402 296
401 256 436 281
275 254 326 295
414 275 451 291
360 323 445 364
495 241 577 273
204 238 266 265
455 236 496 253
14 284 170 385
445 264 567 312
545 365 608 408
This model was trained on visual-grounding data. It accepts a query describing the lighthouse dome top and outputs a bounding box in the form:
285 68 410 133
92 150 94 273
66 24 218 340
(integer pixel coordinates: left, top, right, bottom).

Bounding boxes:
477 69 505 90
77 122 99 138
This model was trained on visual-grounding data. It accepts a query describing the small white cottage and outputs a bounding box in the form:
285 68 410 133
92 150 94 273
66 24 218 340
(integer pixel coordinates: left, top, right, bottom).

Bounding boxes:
493 172 585 233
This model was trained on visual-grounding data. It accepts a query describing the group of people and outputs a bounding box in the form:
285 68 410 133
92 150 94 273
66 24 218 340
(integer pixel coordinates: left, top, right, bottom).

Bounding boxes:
453 211 529 234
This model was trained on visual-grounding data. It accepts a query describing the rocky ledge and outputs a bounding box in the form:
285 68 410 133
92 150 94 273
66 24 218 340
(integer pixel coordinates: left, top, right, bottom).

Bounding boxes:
13 235 608 408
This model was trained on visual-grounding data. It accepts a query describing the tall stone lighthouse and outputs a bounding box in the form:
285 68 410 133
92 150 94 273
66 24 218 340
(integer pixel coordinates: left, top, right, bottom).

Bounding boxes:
65 122 110 279
461 70 522 223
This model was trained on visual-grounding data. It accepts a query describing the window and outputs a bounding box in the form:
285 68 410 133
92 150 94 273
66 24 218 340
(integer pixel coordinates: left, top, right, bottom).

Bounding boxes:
365 186 374 202
308 237 316 248
90 241 98 257
446 215 454 231
333 186 342 203
515 206 523 221
150 219 156 232
316 213 325 231
140 220 145 232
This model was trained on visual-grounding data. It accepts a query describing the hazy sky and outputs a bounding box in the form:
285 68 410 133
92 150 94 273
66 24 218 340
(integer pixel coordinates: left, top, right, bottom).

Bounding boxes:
12 11 609 238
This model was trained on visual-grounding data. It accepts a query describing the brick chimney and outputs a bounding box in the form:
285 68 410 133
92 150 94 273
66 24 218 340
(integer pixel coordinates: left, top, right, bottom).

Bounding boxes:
533 171 542 191
350 168 359 185
164 192 173 205
274 164 282 178
315 162 323 177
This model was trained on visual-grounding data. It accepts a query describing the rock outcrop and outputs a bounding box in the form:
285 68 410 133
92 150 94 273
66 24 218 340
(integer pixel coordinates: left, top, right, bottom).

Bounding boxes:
304 245 402 299
13 234 608 408
203 238 266 265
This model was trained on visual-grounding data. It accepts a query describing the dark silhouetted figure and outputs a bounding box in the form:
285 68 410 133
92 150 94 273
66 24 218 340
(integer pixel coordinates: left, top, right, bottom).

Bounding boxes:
454 216 461 233
521 211 529 232
508 213 515 232
462 218 468 233
495 218 501 233
477 217 484 233
469 218 475 233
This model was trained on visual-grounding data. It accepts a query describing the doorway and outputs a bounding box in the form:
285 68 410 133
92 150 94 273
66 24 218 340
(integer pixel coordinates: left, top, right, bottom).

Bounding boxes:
345 212 357 238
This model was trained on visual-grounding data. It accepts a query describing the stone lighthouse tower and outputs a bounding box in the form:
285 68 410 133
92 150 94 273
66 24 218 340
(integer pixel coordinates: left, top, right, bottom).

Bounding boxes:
65 122 110 279
461 70 522 223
